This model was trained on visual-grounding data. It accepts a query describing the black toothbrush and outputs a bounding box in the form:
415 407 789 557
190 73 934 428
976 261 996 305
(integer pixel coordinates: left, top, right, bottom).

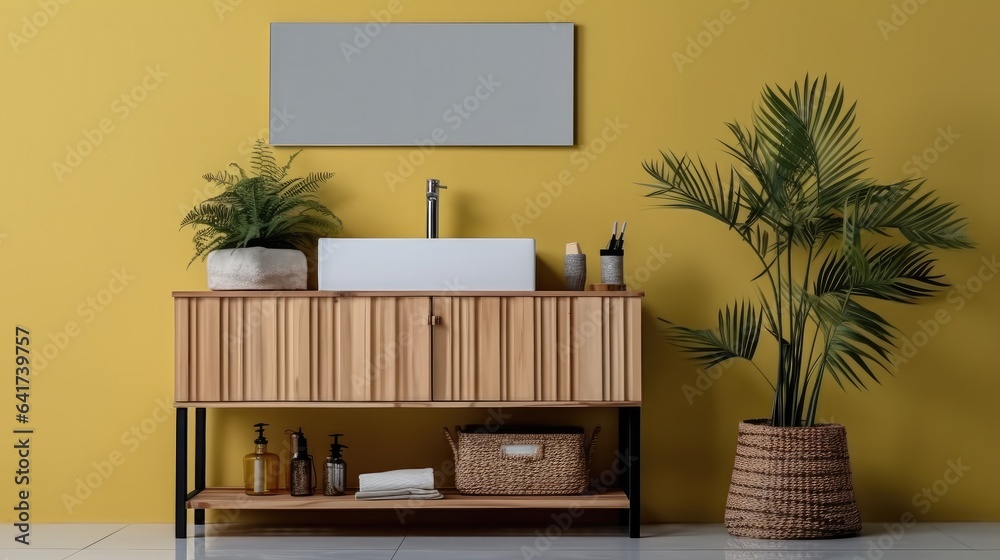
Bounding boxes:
615 221 627 250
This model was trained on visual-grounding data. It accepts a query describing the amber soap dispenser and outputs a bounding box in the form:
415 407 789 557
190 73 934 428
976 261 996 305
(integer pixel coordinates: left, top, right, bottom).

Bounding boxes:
243 423 279 495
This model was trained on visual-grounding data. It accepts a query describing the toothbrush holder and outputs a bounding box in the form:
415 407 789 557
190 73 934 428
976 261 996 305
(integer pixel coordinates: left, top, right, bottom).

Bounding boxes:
564 254 587 291
600 249 624 285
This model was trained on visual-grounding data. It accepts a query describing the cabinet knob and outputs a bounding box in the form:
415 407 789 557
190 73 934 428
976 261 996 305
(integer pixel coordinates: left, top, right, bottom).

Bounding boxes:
427 315 442 326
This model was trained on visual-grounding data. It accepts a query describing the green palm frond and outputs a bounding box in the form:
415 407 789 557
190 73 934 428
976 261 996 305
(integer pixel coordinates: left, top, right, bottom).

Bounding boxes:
812 296 896 388
641 74 973 427
815 244 947 303
756 83 814 182
641 152 742 228
664 301 762 370
847 181 974 249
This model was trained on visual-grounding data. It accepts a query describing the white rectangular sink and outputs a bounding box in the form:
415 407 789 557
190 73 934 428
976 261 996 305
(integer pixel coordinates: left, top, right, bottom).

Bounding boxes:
318 238 535 291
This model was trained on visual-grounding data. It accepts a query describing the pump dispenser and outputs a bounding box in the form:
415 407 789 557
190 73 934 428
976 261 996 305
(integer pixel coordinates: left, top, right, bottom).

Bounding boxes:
284 428 300 490
323 434 348 496
289 428 316 497
243 423 280 496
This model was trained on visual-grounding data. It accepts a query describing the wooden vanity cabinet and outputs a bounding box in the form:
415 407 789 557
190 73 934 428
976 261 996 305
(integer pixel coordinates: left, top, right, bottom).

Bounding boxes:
172 290 643 539
174 291 642 405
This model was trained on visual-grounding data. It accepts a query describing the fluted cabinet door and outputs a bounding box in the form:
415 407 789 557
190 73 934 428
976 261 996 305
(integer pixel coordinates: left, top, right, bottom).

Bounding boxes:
175 296 431 402
431 296 641 402
431 297 502 401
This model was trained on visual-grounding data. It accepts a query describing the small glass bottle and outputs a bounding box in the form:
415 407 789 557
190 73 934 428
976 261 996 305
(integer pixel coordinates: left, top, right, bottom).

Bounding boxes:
289 428 315 497
243 423 280 496
323 433 348 496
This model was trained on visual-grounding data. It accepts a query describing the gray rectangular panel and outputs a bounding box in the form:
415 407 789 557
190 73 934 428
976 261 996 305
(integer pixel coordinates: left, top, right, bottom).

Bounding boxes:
270 22 574 146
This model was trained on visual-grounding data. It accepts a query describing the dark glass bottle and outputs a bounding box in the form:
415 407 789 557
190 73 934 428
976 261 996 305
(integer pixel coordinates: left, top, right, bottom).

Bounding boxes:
289 428 315 497
323 434 348 496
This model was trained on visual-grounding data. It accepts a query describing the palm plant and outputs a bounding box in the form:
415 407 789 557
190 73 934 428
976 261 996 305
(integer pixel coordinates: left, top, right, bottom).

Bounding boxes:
641 75 973 427
181 140 343 266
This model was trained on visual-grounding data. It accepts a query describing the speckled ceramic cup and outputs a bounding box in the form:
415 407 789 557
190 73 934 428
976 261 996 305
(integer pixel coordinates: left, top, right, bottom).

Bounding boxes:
564 254 587 291
600 250 624 284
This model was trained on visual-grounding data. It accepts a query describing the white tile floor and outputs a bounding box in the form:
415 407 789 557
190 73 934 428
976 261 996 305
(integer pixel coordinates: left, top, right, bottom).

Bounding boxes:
0 523 997 559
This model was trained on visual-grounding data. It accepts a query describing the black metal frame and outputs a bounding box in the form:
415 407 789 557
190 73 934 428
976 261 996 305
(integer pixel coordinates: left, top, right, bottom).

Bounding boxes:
175 407 206 539
175 405 640 539
618 406 641 538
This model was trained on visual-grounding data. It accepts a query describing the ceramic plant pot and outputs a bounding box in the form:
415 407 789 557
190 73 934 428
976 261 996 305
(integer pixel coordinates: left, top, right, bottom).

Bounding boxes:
206 247 307 290
724 419 863 539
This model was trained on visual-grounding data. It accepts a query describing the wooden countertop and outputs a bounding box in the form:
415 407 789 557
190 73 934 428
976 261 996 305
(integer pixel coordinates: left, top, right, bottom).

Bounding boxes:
172 290 645 298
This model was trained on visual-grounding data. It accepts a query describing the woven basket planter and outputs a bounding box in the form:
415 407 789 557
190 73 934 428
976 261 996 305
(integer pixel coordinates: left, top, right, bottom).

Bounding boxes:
724 419 862 539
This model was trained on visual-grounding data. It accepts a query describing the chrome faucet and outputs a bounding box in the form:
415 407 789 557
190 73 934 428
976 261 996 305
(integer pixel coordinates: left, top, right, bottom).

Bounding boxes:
426 178 447 238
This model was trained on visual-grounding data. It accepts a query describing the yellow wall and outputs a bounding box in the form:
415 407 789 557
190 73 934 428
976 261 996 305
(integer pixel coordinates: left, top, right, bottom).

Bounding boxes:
3 0 998 524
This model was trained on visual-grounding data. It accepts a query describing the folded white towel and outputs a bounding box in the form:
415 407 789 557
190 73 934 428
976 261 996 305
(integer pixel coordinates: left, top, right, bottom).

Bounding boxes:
358 468 435 493
355 488 443 501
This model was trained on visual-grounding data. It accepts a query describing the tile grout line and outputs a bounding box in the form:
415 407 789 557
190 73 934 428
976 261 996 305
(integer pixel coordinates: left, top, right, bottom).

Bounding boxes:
389 539 404 560
64 523 131 557
391 524 412 560
925 522 977 550
928 522 985 550
48 524 129 558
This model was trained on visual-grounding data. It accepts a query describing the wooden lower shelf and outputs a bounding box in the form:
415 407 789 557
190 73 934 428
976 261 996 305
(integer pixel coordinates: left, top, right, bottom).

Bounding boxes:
188 488 629 510
174 401 641 409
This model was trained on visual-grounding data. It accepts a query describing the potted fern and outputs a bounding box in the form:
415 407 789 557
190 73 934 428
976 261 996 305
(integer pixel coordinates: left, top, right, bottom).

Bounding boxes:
640 75 973 539
181 140 343 290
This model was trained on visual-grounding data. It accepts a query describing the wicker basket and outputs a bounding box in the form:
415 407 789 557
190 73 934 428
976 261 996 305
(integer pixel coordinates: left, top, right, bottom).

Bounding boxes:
444 425 600 495
725 419 863 539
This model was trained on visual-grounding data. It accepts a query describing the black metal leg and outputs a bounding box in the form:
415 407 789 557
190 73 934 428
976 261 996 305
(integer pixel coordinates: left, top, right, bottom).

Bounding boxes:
618 408 631 528
627 407 641 538
194 408 207 526
175 407 188 539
